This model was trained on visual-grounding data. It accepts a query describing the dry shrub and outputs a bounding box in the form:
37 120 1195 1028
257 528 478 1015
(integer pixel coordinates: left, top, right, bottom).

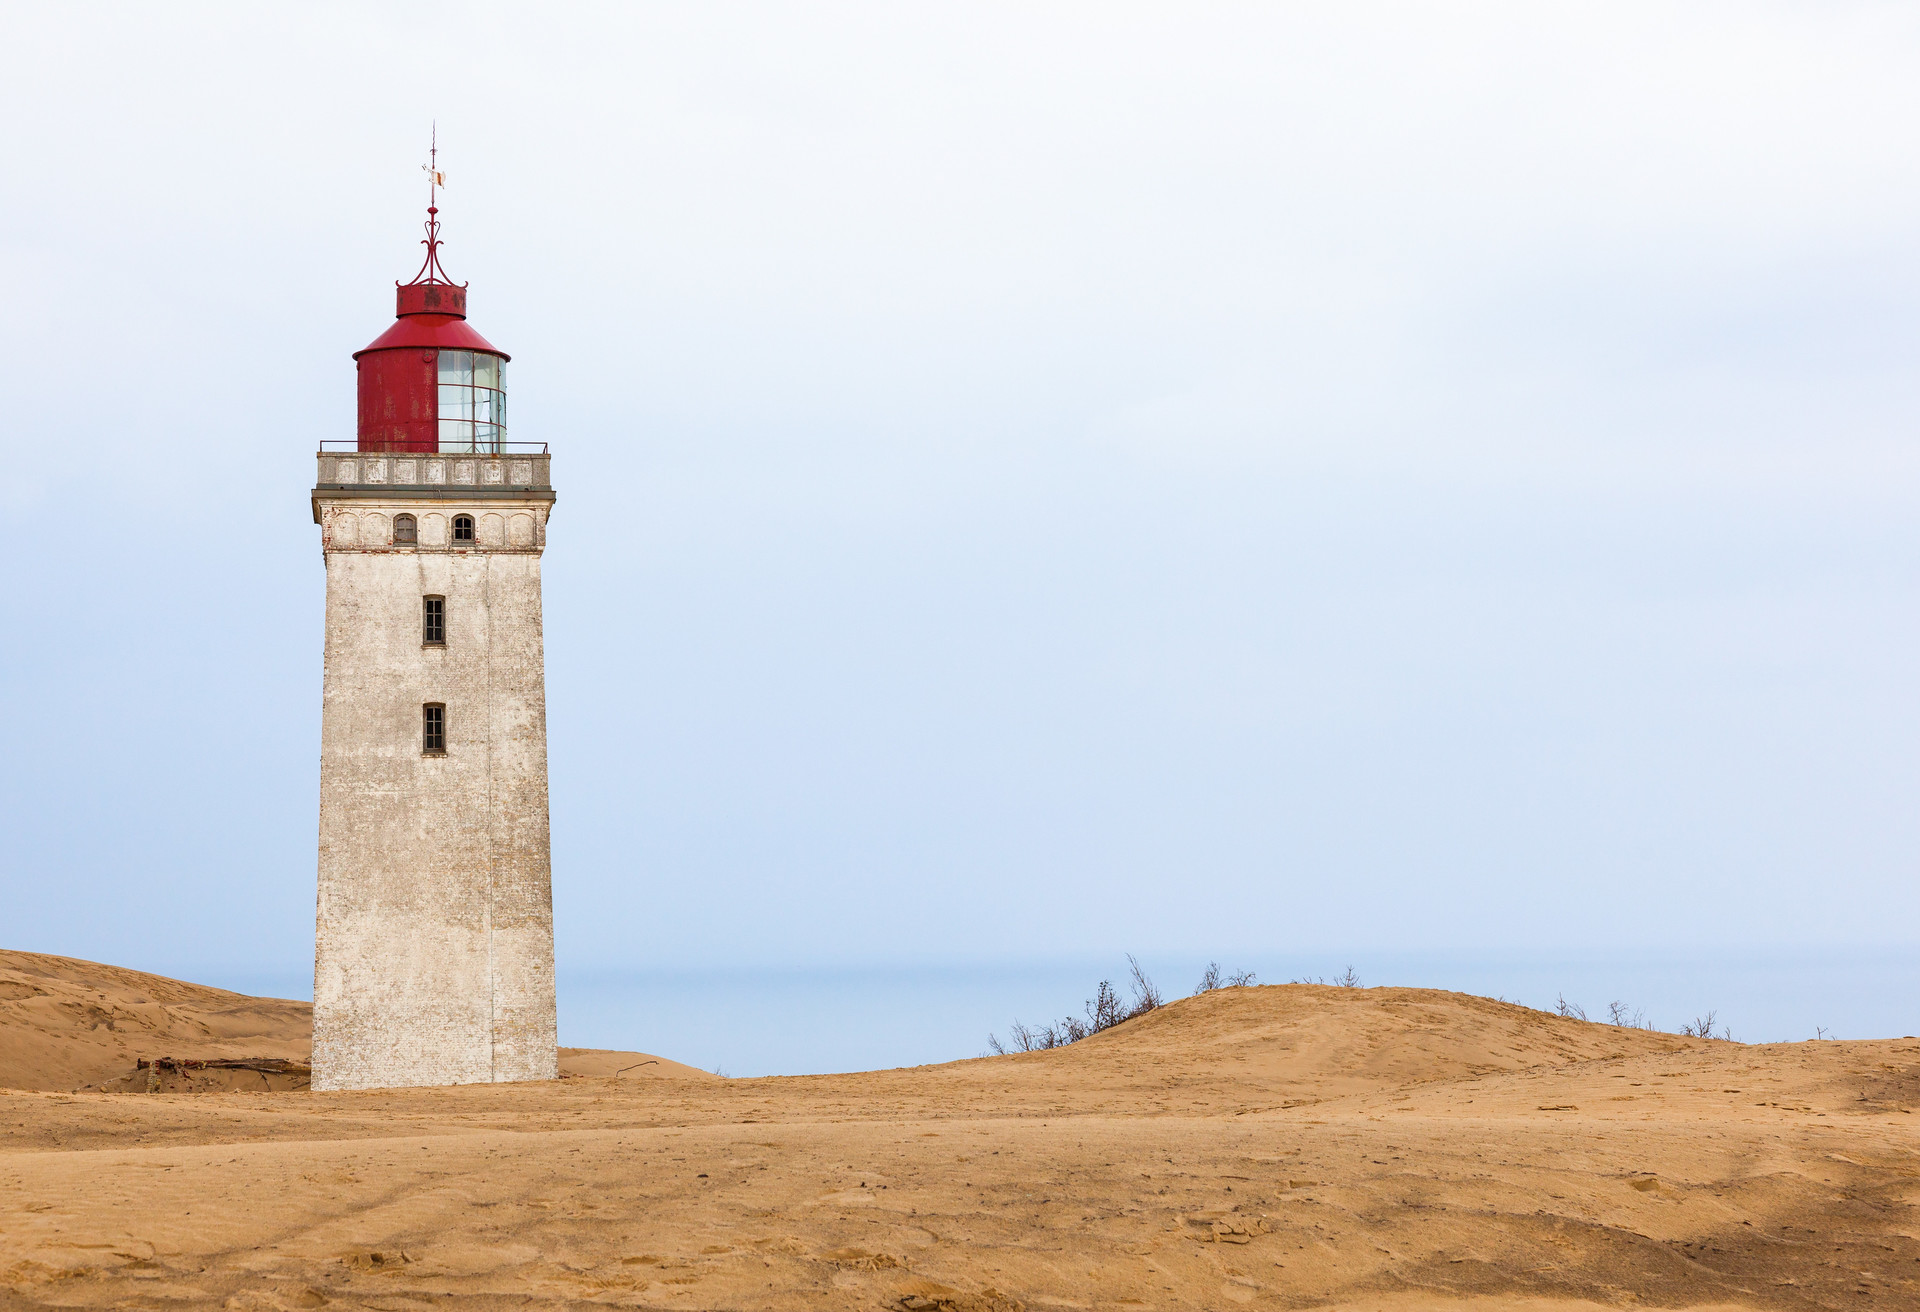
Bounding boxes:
1607 1000 1652 1029
1195 962 1258 992
987 955 1164 1054
1554 993 1589 1021
1679 1010 1730 1040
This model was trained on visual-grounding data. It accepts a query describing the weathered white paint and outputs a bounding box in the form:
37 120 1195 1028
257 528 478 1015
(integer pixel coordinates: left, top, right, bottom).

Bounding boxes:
310 476 558 1091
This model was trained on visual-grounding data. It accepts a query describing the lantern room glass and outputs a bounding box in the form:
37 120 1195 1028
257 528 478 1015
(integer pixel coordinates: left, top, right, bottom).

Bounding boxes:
437 350 506 453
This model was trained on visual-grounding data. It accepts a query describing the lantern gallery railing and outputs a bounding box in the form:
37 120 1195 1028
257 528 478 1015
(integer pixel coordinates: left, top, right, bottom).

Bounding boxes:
319 439 550 454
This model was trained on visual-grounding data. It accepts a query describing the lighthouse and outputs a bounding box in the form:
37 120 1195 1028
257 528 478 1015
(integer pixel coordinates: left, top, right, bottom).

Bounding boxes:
309 181 558 1091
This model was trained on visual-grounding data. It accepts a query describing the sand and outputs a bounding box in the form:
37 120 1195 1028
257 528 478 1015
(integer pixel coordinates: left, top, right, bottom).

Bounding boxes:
2 951 1916 1310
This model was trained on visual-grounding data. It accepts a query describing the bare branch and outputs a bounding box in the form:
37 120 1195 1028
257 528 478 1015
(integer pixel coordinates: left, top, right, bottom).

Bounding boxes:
1127 955 1164 1011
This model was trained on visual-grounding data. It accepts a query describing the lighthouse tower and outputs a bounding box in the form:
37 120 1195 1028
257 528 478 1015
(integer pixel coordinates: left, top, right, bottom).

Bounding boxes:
309 183 558 1091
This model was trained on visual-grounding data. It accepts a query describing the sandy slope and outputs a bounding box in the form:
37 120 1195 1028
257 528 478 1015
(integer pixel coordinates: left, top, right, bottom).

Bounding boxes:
0 950 710 1092
2 954 1917 1310
0 950 312 1092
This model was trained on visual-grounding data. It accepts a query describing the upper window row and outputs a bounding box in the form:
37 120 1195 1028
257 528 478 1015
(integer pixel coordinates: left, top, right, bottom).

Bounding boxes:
390 513 475 546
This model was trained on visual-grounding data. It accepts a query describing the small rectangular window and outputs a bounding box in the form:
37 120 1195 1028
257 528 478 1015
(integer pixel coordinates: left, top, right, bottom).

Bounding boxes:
422 703 446 754
422 595 445 645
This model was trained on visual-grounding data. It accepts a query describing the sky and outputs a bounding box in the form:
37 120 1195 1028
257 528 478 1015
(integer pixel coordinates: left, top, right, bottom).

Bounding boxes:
3 5 1919 1034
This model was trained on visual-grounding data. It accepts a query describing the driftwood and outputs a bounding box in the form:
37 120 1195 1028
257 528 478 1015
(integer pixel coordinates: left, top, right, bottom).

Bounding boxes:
135 1057 312 1074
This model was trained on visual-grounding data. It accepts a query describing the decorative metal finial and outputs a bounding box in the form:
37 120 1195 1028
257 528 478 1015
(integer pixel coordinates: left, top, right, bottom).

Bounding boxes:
404 123 457 287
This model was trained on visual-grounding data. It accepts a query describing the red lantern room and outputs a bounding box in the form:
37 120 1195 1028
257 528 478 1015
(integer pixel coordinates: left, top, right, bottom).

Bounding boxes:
353 193 509 453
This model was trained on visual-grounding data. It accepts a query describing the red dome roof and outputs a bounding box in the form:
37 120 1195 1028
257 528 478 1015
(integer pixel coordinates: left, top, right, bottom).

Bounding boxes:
354 310 508 361
354 279 509 361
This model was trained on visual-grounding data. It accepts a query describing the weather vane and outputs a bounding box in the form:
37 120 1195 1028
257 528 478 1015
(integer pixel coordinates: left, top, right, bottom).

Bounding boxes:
406 123 456 287
421 122 446 207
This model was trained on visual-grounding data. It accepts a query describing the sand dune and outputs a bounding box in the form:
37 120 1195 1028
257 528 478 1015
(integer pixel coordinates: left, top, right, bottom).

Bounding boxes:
0 950 312 1092
3 952 1916 1310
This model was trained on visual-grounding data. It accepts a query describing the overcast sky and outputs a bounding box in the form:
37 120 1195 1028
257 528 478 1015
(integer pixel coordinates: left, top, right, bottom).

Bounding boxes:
4 4 1919 984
